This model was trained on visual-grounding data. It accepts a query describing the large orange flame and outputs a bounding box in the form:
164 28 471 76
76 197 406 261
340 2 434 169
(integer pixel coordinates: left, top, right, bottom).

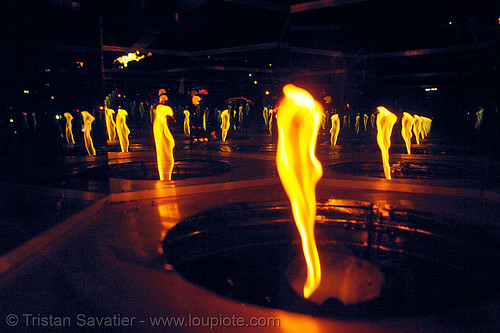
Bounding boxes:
105 107 117 140
277 84 323 299
330 114 340 146
376 107 397 180
401 112 415 155
220 109 230 141
81 111 96 156
154 104 175 180
63 112 75 144
116 109 130 153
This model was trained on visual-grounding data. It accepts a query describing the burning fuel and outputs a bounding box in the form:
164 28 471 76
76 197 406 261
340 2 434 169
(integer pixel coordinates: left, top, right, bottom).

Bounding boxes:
116 108 130 153
401 112 415 155
276 84 323 299
63 112 75 144
81 111 96 156
376 107 397 180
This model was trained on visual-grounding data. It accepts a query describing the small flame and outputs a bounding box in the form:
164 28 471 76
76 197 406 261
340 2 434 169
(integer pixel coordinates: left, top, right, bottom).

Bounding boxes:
363 114 368 131
114 51 151 68
203 110 207 132
81 111 96 156
154 104 175 180
105 107 117 140
413 115 422 145
63 112 75 144
263 106 269 125
422 117 432 136
330 114 340 145
183 110 191 135
220 109 230 141
192 95 201 106
376 107 397 180
268 109 274 134
116 109 130 152
401 112 415 155
355 114 360 134
277 84 323 299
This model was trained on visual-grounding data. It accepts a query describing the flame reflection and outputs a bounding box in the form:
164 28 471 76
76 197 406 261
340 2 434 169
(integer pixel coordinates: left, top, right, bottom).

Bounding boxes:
105 107 117 140
413 115 422 145
220 109 230 141
63 112 75 144
475 108 483 129
183 110 191 135
277 84 323 299
154 104 175 180
376 107 397 180
116 109 130 152
81 111 96 156
401 112 415 155
355 114 360 134
330 114 340 146
422 117 432 137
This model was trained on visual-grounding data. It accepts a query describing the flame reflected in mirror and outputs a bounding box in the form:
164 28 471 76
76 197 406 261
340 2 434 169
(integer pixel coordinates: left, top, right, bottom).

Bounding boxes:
421 117 432 138
105 107 117 141
183 110 190 135
220 109 230 141
330 114 340 146
81 111 96 156
116 108 130 153
401 112 415 155
376 107 397 180
63 112 75 144
154 104 175 180
412 115 422 145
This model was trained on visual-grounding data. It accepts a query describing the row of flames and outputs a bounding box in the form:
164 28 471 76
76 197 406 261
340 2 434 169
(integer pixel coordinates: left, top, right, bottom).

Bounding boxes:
62 107 131 157
64 85 422 303
63 111 97 156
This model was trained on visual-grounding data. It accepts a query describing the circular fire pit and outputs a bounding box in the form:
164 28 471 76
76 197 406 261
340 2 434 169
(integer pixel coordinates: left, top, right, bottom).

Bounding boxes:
163 200 499 319
329 161 472 179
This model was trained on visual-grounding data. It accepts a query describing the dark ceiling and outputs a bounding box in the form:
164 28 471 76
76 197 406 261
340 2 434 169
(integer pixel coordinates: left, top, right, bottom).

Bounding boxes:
1 0 498 112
